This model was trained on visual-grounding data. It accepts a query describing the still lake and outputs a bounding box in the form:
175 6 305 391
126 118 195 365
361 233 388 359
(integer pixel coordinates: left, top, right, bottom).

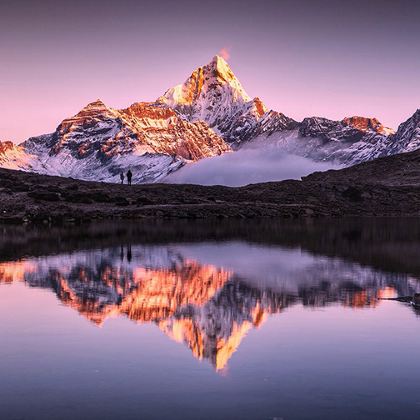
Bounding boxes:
1 219 420 420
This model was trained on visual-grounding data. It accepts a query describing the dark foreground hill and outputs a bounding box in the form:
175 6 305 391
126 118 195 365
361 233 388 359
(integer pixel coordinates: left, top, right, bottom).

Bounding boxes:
1 149 420 224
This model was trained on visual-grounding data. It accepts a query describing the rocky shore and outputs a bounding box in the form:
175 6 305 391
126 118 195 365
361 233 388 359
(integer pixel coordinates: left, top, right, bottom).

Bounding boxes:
2 149 420 224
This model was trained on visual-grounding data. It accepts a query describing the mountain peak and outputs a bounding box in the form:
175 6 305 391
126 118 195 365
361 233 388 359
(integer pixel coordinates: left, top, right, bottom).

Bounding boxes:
208 55 233 80
210 54 227 66
157 56 251 109
204 55 250 100
342 116 394 135
156 56 260 143
69 100 115 122
82 99 108 111
0 140 16 155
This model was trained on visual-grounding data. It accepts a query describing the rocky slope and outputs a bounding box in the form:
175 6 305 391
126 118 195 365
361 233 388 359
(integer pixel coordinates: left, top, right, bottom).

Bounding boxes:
0 100 230 183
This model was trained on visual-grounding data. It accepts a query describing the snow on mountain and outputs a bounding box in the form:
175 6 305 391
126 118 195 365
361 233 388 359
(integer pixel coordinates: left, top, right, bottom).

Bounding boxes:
385 109 420 155
0 140 37 169
1 55 419 183
157 55 297 144
246 115 398 165
295 112 420 165
156 55 419 166
300 116 393 140
0 100 230 183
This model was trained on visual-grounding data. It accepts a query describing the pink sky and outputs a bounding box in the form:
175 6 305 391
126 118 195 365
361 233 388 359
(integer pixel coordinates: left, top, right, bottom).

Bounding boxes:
1 0 419 142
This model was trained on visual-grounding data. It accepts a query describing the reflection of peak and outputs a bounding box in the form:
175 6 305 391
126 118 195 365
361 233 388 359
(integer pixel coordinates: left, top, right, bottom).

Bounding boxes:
159 281 287 370
160 315 255 371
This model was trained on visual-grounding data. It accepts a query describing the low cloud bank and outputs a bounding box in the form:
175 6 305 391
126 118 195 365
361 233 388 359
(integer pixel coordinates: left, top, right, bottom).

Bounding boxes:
165 148 339 187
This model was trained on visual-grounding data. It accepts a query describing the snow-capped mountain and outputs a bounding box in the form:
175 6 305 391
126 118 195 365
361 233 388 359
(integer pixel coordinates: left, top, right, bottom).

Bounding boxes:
156 55 419 166
0 55 419 183
157 55 297 144
247 115 396 165
240 111 418 167
0 100 230 183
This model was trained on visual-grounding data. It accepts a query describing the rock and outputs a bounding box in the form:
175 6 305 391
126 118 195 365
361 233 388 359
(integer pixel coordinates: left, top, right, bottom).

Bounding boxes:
114 197 130 206
90 191 111 203
62 192 93 204
28 191 61 202
342 186 363 202
136 197 154 205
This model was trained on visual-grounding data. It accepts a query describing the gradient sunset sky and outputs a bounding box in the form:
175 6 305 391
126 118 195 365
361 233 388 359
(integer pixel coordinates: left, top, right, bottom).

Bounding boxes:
1 0 419 142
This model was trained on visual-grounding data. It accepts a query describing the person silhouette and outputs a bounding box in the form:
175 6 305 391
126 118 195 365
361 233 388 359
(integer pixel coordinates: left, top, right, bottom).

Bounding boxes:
126 169 133 185
120 172 124 184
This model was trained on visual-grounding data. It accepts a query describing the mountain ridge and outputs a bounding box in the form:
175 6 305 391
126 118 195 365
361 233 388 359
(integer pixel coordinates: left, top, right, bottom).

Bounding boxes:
0 55 419 183
0 98 230 183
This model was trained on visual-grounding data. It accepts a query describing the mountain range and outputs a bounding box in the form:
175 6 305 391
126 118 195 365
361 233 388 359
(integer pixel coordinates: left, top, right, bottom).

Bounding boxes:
1 55 419 183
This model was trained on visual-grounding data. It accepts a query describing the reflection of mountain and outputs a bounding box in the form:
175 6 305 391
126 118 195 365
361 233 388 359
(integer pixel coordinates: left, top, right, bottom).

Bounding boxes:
0 247 232 325
159 281 294 370
1 244 419 370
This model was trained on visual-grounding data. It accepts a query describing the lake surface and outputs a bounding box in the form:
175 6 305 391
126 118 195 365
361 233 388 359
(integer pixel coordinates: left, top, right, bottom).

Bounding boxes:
1 219 420 420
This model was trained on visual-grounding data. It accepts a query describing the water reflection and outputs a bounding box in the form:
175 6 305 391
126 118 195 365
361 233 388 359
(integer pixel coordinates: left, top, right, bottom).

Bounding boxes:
2 220 420 371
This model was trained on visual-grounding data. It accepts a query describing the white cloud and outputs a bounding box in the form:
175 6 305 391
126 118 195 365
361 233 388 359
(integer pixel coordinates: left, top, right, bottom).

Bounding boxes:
165 147 338 187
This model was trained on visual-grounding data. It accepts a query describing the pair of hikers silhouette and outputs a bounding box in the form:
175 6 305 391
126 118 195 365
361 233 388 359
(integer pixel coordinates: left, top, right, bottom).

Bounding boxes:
120 170 133 185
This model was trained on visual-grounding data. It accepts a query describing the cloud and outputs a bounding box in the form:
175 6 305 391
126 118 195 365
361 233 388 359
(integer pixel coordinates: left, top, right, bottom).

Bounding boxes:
165 147 339 187
218 47 230 61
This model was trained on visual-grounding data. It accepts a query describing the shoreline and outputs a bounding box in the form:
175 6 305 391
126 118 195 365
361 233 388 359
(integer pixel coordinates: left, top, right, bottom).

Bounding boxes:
2 149 420 224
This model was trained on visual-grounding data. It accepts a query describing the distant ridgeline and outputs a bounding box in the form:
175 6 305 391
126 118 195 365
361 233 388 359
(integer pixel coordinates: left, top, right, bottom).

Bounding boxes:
1 55 419 183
